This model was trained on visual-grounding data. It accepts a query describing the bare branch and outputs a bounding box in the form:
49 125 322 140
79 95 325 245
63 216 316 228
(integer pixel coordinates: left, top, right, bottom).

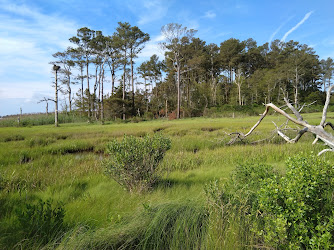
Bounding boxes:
320 85 334 127
226 98 334 155
318 148 334 156
272 121 308 143
243 105 270 137
324 122 334 130
283 97 303 121
38 97 48 104
312 136 319 145
298 101 317 113
47 98 56 103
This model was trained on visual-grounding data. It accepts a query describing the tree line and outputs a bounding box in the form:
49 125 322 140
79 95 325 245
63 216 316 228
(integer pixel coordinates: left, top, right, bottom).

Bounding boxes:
50 22 334 121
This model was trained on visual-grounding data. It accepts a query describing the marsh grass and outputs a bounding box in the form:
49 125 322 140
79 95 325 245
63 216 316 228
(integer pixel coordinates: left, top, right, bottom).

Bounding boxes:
1 113 334 249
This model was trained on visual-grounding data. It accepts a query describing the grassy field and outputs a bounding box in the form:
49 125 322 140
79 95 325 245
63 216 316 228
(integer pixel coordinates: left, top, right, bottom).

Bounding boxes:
1 112 333 249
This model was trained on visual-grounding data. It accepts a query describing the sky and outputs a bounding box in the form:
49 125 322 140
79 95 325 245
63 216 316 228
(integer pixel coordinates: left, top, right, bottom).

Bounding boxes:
0 0 334 116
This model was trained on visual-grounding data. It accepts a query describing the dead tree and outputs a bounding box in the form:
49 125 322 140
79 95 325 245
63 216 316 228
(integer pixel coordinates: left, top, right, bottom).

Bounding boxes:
38 97 49 115
227 85 334 156
53 64 61 127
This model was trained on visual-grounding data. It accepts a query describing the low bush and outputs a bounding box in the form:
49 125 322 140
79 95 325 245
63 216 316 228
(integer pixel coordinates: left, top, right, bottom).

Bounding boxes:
205 162 276 248
205 155 334 249
104 134 171 192
16 199 66 245
257 154 334 249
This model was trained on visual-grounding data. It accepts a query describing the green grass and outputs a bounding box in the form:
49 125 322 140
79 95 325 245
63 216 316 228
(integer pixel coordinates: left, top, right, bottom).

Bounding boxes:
0 113 334 249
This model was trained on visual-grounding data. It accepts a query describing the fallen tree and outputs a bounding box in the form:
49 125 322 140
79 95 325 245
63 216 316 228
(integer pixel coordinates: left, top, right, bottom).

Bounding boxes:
227 85 334 156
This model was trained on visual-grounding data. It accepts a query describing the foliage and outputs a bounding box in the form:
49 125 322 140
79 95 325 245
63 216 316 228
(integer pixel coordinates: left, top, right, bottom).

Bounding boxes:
205 162 276 248
16 199 66 244
1 117 334 248
39 20 333 123
257 154 334 249
205 154 334 249
104 134 171 192
0 112 88 127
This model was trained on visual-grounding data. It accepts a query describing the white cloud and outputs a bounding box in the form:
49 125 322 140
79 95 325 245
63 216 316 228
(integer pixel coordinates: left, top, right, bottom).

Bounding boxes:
281 11 314 42
203 10 216 19
0 0 78 100
268 16 294 44
0 80 52 99
138 34 165 61
136 0 169 26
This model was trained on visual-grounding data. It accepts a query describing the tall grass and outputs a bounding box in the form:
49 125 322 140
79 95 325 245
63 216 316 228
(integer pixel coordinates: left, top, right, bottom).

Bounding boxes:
1 113 333 249
56 202 207 250
0 113 89 127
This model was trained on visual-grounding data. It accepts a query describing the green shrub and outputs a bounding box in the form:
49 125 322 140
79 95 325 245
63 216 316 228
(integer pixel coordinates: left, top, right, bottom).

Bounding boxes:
257 154 334 249
205 162 276 248
143 111 154 120
205 155 334 249
104 134 171 192
16 199 66 244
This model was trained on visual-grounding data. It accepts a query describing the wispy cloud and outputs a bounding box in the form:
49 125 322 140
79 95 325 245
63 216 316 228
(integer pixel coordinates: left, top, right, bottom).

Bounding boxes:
281 11 314 42
268 16 294 44
0 80 52 99
135 0 169 26
138 34 165 61
203 10 216 19
0 0 78 99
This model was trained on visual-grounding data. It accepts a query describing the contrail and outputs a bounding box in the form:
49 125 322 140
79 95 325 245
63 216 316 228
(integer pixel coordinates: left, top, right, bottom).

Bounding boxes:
269 16 294 44
281 11 313 42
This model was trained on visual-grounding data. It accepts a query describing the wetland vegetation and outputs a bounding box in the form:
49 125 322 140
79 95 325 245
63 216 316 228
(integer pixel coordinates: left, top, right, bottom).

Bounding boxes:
1 112 334 249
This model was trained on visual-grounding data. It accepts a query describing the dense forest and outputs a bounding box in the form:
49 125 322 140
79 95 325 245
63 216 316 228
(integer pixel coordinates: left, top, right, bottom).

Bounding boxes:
51 22 334 121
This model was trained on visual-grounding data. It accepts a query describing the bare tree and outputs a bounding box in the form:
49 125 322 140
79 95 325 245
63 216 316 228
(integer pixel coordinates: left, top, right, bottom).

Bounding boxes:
52 64 61 127
160 23 197 119
227 86 334 155
52 48 76 112
38 97 49 115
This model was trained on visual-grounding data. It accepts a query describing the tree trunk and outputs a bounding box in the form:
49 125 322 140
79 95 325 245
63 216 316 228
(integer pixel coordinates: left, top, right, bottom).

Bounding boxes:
235 68 242 105
68 88 72 112
86 55 90 118
101 67 104 123
294 66 299 108
131 51 135 116
177 64 181 119
227 85 334 155
237 83 242 105
55 70 59 127
109 63 115 96
123 51 126 120
80 67 84 114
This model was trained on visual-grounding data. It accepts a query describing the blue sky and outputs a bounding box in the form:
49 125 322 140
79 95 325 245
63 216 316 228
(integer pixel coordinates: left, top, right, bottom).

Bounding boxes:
0 0 333 116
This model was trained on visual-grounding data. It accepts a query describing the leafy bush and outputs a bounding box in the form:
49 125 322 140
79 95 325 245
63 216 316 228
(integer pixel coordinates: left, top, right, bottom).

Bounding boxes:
205 163 276 248
205 155 334 249
257 154 334 249
16 199 66 244
104 134 171 192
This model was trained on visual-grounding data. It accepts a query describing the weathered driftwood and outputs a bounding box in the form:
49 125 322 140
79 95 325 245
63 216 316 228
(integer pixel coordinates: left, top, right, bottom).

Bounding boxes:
227 85 334 156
